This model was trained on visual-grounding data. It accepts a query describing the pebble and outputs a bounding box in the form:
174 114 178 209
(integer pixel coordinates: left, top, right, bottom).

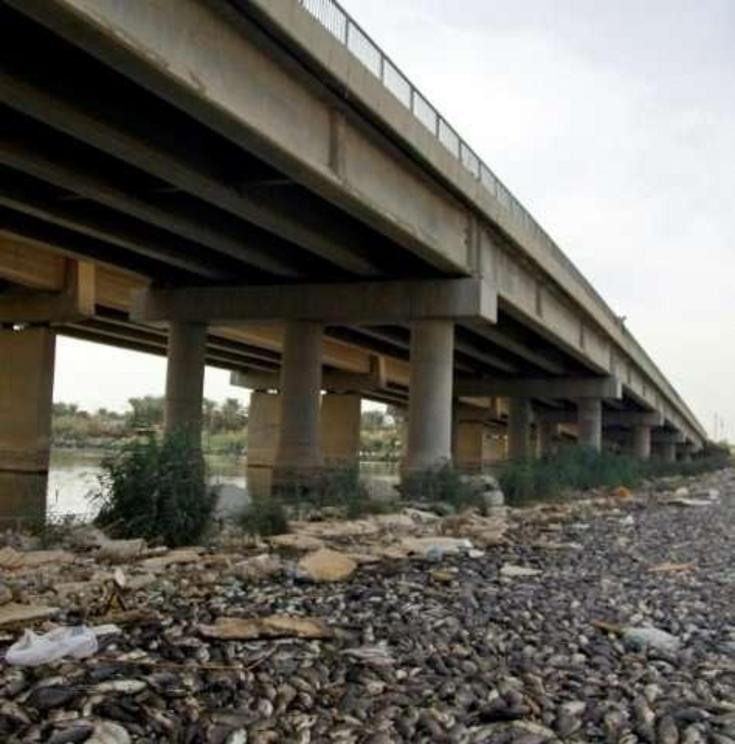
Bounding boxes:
0 468 731 742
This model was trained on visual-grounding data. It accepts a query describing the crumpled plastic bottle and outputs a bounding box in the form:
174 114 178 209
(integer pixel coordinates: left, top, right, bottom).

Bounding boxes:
5 626 98 666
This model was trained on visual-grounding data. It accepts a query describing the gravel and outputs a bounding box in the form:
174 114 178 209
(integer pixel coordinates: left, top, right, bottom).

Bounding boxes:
1 467 734 742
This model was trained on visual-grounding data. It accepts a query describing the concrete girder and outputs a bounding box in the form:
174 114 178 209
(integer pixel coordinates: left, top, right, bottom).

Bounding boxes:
0 170 237 280
0 70 382 277
651 430 686 444
455 376 622 400
465 325 566 375
535 409 665 428
0 136 301 278
0 259 95 324
131 278 497 326
231 354 386 394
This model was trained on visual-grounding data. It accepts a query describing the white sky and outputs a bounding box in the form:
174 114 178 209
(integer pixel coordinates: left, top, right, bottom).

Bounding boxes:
55 0 734 441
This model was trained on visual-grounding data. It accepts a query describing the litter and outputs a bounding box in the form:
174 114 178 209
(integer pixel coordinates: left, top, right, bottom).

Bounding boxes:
6 626 98 666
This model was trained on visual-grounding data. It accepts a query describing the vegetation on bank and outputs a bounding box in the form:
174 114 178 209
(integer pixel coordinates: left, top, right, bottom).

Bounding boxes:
92 433 216 547
52 397 248 453
498 444 732 505
52 399 403 459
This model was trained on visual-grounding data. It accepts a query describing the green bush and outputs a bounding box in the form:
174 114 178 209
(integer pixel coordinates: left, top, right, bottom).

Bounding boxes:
241 495 290 537
91 433 216 547
401 462 481 511
499 444 732 505
499 446 643 504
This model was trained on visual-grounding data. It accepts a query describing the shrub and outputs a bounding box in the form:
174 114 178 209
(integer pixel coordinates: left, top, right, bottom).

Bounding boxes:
241 495 289 537
401 462 481 511
499 446 643 505
91 432 216 547
499 444 732 506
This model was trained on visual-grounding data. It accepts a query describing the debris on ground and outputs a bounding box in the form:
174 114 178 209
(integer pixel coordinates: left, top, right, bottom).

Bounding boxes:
0 468 732 741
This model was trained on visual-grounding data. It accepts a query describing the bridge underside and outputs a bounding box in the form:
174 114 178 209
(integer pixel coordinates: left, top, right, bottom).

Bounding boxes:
0 0 705 522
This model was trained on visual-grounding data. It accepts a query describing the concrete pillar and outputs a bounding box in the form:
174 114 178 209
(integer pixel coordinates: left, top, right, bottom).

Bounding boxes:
538 421 558 458
320 393 361 466
632 425 652 460
247 392 281 467
577 398 602 451
454 420 485 472
164 321 207 441
507 398 532 460
274 320 323 475
403 320 454 473
661 440 677 464
0 328 56 524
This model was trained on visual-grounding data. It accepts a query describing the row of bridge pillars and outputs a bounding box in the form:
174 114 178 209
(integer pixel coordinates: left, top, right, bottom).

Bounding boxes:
0 318 686 524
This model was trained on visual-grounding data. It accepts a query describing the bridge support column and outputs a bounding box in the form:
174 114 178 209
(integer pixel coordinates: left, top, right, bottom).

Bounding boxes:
403 320 454 474
660 440 677 464
247 392 281 468
577 398 602 451
0 327 56 525
538 421 558 458
508 398 532 460
454 420 485 473
274 321 323 480
632 425 652 460
164 321 207 442
320 393 361 466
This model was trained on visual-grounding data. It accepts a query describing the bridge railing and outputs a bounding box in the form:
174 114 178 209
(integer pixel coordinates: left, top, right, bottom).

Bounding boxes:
298 0 705 437
299 0 596 295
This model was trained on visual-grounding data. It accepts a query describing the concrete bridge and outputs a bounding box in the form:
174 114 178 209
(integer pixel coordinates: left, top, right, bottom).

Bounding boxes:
0 0 707 521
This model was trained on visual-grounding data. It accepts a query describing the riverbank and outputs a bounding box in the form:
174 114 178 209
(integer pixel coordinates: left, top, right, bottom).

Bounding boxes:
0 467 734 741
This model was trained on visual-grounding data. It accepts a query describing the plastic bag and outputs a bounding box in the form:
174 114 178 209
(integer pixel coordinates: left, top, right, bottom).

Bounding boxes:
6 626 98 666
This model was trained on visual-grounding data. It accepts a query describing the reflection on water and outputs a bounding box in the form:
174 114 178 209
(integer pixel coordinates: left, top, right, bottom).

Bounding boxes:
48 449 399 519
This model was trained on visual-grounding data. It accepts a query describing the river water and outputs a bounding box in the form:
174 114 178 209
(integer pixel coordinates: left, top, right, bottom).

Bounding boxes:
47 449 399 519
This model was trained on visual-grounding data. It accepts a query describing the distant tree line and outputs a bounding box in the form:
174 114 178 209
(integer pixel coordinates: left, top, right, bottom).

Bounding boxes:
52 398 403 460
52 396 247 452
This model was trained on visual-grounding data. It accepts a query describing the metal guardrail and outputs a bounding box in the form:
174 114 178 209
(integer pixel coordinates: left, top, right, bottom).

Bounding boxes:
299 0 585 284
297 0 705 437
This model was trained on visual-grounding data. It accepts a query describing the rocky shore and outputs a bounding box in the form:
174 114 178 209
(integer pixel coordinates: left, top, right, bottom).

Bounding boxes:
1 468 734 743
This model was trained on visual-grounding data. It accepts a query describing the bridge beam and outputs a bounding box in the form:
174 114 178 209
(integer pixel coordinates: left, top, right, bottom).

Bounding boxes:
0 327 55 525
536 409 664 428
0 259 95 324
455 375 622 400
131 278 496 326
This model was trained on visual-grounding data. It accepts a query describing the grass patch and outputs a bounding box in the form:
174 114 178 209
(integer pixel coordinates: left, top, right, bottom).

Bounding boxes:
499 444 732 505
91 432 216 547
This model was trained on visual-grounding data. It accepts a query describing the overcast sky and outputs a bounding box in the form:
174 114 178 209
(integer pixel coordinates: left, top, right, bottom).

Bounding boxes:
55 0 734 441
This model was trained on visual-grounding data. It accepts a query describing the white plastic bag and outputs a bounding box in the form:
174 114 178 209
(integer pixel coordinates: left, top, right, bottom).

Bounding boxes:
6 626 98 666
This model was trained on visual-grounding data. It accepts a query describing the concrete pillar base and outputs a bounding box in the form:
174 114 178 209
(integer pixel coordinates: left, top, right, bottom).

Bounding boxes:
507 398 532 460
0 328 56 526
320 393 361 467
